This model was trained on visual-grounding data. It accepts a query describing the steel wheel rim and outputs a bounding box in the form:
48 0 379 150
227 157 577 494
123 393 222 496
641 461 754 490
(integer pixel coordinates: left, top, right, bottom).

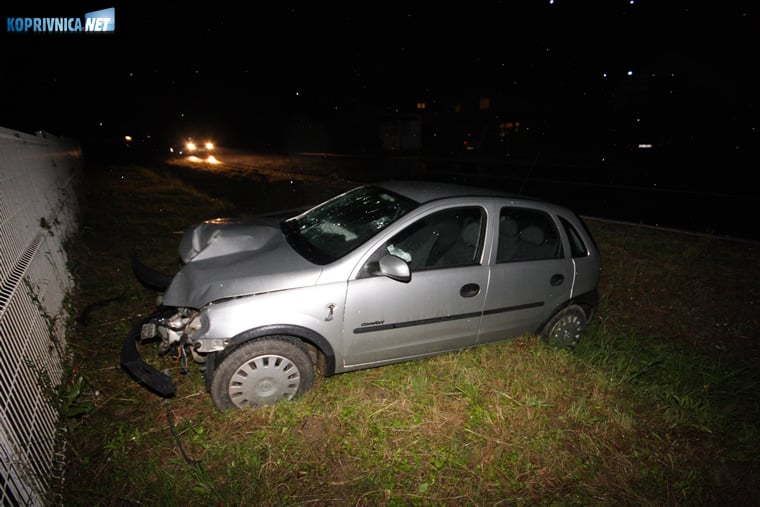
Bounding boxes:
228 354 301 408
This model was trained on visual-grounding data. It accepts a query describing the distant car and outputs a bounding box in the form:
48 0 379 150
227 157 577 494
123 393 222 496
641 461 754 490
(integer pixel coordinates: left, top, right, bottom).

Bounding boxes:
169 137 215 159
124 181 601 410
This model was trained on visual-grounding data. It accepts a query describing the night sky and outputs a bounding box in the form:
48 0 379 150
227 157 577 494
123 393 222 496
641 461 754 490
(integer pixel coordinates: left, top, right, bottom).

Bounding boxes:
1 2 757 168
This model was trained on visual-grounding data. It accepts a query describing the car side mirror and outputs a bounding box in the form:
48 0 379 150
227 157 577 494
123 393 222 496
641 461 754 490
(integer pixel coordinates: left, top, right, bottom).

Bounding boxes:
378 254 411 283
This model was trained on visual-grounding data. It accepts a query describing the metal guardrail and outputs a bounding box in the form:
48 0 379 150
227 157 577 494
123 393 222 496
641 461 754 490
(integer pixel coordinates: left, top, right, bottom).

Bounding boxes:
0 126 81 506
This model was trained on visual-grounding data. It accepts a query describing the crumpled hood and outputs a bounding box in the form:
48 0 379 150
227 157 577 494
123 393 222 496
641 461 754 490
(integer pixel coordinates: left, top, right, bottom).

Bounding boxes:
162 216 321 308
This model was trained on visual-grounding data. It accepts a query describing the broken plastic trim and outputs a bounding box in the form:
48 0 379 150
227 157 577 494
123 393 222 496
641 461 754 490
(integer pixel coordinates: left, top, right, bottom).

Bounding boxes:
121 310 177 397
131 246 174 291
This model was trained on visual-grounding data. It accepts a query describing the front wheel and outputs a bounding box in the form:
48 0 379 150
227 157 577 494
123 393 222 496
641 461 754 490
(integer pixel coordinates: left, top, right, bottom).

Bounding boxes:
541 305 587 349
209 337 314 411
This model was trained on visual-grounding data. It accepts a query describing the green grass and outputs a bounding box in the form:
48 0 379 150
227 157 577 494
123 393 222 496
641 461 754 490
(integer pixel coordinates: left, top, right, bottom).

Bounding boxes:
58 160 760 505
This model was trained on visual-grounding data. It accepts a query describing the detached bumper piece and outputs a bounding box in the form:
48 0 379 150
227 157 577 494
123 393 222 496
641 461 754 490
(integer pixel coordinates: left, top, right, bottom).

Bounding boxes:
121 312 177 397
131 247 174 291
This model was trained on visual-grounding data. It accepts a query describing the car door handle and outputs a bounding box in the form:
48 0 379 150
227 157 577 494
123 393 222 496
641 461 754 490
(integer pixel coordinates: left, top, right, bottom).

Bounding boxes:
550 274 564 286
460 283 480 298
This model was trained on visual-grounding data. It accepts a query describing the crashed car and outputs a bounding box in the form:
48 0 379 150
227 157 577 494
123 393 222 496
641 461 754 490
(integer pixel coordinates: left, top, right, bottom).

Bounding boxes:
123 181 601 411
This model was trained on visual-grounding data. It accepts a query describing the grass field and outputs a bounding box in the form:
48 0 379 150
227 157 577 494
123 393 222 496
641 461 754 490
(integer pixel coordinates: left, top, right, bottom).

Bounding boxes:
58 156 760 505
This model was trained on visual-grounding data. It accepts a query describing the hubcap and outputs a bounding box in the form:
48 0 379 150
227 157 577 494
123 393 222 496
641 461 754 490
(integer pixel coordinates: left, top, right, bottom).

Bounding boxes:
551 312 583 346
228 354 301 408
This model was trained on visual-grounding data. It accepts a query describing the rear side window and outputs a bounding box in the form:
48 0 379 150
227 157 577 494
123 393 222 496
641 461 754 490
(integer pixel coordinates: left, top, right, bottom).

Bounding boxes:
559 217 589 258
497 208 562 262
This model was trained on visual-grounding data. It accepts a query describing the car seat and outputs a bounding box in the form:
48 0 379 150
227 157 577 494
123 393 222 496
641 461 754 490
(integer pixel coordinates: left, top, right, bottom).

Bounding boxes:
433 220 480 267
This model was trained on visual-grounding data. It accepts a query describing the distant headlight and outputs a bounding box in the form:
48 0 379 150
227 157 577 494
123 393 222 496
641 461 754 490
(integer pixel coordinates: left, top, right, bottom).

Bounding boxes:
205 142 214 150
186 141 197 151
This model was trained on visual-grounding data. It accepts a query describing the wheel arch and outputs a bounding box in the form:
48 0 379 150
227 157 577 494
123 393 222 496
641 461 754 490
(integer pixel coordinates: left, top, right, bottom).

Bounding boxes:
534 288 599 336
569 287 599 322
205 324 337 390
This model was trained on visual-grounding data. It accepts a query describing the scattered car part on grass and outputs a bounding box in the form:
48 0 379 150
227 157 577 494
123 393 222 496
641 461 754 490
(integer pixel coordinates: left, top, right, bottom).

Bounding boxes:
123 180 601 410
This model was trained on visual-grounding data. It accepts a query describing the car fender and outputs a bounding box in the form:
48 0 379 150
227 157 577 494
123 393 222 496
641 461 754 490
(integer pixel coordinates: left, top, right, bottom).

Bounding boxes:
198 282 347 341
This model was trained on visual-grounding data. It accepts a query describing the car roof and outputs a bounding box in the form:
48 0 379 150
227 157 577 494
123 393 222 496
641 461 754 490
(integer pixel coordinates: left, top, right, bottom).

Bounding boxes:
374 180 531 204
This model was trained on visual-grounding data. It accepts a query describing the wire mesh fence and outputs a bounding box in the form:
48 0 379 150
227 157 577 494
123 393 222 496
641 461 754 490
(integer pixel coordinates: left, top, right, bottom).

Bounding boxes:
0 127 81 506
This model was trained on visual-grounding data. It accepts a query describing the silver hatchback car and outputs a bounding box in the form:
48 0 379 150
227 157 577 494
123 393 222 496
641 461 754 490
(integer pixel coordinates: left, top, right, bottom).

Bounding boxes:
123 181 600 410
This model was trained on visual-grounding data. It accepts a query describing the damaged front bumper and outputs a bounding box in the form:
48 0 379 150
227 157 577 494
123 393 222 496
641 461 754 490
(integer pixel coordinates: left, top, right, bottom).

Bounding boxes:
131 247 174 292
121 305 209 397
121 309 177 397
124 249 218 397
122 251 179 396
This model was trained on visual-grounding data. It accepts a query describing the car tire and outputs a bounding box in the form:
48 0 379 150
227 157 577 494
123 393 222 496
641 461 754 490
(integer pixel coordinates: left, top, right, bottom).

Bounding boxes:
541 304 587 349
209 336 314 410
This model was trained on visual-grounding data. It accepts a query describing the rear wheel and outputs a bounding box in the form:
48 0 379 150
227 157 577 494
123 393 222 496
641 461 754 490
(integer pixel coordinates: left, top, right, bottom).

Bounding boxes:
541 305 586 349
209 337 314 410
